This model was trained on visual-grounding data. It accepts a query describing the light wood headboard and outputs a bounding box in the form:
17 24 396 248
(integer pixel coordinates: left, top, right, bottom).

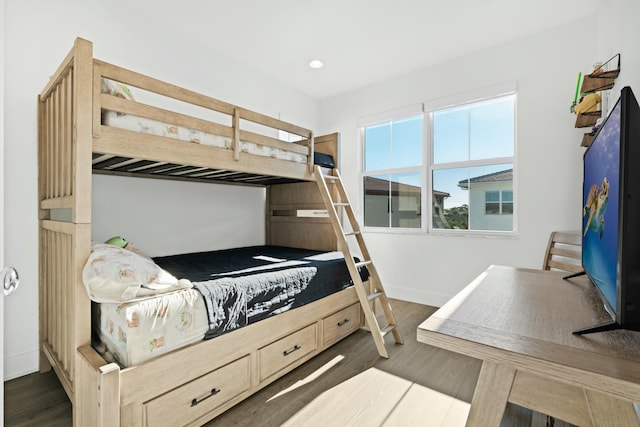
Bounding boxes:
267 133 340 251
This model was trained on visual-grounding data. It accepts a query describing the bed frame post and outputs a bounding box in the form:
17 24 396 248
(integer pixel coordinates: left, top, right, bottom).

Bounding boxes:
77 346 120 427
38 37 95 425
72 37 94 223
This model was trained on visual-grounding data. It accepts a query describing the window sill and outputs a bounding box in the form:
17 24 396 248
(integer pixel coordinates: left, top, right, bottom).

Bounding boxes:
428 229 518 239
361 227 426 236
361 227 518 239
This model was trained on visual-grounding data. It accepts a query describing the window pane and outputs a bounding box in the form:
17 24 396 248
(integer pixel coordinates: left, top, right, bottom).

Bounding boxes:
365 123 390 171
502 202 514 214
364 175 390 227
503 190 513 202
433 105 469 164
470 96 515 161
502 191 514 214
432 167 469 229
391 116 422 168
485 191 499 202
486 203 500 215
390 172 421 228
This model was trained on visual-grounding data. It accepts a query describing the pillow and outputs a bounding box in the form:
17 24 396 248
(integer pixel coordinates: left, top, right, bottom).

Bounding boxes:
83 244 191 303
101 78 136 101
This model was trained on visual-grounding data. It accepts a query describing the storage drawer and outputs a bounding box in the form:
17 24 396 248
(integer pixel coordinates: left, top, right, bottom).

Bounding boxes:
144 355 250 427
322 303 362 346
259 323 317 381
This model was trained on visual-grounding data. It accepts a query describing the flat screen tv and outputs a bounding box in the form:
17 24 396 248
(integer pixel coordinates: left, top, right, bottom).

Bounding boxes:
572 86 640 334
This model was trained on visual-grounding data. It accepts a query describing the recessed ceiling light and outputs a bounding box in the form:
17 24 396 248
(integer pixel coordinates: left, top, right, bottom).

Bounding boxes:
308 59 324 69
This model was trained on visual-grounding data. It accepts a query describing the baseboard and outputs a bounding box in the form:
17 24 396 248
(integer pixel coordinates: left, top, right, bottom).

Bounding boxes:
4 349 39 381
384 284 452 308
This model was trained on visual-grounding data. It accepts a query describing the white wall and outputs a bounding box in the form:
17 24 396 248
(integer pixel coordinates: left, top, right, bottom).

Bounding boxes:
91 176 267 257
3 0 319 380
319 18 596 306
596 0 640 111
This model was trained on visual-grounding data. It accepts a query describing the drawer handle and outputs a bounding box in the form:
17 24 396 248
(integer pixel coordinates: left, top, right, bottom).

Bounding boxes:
283 344 301 356
191 388 220 407
337 318 350 327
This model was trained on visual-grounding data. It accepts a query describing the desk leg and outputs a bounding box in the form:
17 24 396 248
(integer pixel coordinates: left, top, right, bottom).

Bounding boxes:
585 389 640 427
466 361 515 427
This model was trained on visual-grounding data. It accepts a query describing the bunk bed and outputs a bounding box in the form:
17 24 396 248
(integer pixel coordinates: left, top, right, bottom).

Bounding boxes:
38 38 362 426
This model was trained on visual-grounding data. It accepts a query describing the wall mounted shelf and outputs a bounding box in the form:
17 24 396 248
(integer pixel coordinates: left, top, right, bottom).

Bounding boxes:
574 54 621 138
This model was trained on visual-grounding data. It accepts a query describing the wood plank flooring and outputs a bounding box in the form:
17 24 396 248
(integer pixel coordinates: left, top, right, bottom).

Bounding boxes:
4 367 72 426
4 300 571 426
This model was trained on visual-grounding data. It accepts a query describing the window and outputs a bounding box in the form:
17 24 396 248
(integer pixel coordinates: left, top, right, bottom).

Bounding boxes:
429 86 516 233
485 190 513 215
361 107 423 229
360 83 516 234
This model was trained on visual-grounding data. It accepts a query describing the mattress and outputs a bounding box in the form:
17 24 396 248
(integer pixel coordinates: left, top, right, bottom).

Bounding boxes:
92 246 360 367
103 110 309 164
92 288 209 367
154 246 363 339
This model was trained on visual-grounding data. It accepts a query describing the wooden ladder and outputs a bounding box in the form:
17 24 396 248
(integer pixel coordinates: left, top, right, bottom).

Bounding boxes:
314 165 404 358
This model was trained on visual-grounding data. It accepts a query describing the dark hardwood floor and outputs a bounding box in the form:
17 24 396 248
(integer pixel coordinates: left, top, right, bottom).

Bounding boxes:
5 300 561 426
5 368 72 426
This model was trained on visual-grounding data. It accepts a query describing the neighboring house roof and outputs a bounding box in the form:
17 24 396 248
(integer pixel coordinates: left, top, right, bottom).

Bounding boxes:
364 176 450 198
458 169 513 190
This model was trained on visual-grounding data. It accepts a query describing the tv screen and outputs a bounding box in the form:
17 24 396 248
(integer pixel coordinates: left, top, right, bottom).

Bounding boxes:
579 86 640 334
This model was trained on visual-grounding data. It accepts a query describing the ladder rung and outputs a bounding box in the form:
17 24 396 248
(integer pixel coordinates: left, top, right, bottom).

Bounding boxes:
333 202 349 207
324 175 339 180
367 292 383 301
355 260 372 268
380 324 397 335
344 231 361 236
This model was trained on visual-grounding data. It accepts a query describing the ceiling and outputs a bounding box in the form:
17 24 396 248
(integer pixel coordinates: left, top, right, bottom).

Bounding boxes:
122 0 599 100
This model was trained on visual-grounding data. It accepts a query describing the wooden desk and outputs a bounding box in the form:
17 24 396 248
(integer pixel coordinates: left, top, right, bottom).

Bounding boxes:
417 265 640 426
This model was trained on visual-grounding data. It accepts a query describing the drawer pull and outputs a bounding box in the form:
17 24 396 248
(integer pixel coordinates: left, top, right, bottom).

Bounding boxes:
337 318 350 327
283 344 301 356
191 388 220 407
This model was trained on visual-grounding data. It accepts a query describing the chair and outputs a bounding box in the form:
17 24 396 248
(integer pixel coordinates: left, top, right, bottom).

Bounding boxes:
542 231 582 274
542 231 582 427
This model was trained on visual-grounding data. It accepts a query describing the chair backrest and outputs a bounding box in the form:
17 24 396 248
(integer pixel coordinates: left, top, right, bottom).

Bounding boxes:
542 231 582 273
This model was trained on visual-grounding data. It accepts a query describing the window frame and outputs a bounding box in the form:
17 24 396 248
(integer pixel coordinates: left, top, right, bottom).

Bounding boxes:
426 82 517 237
359 104 425 232
358 82 517 237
